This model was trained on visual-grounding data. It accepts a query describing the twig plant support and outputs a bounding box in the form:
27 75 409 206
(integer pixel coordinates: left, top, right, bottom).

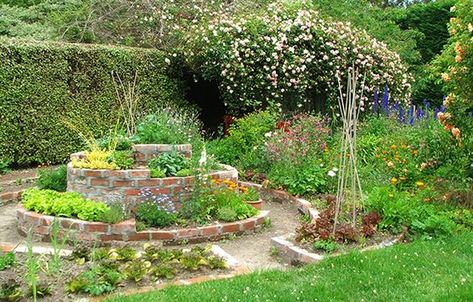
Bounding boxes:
333 68 365 235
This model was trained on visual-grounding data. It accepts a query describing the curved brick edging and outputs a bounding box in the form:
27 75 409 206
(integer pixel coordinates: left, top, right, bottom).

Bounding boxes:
67 164 238 209
238 181 319 221
16 206 269 244
0 190 25 207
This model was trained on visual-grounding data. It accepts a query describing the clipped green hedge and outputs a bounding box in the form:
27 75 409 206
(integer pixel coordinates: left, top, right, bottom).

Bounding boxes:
0 38 185 166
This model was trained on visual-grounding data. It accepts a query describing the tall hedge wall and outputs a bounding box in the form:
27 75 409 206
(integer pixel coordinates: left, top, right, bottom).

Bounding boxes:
0 39 185 166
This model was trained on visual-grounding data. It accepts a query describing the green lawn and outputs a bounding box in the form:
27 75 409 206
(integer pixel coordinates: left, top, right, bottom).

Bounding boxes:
107 232 473 302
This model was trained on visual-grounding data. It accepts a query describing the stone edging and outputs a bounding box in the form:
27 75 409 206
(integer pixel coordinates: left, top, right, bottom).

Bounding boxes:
16 206 269 244
271 234 401 265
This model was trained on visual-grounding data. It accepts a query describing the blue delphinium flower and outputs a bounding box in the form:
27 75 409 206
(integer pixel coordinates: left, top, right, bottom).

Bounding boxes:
381 86 389 115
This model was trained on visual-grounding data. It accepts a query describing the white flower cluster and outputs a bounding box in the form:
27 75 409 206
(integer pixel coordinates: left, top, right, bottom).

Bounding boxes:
187 2 412 113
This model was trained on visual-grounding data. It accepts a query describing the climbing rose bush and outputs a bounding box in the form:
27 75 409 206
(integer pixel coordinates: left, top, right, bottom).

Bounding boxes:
186 1 412 114
432 0 472 146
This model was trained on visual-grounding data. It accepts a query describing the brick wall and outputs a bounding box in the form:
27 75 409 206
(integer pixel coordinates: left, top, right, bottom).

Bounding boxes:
67 163 238 209
17 206 269 244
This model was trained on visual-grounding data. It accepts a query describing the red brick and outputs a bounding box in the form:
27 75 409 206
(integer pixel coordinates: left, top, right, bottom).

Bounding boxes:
100 234 124 241
126 232 150 241
200 225 219 237
84 170 103 177
137 179 161 187
90 178 109 186
60 218 82 230
78 232 98 241
113 180 133 187
110 220 135 234
222 222 240 233
24 212 44 224
129 170 150 178
178 228 201 239
241 219 256 231
109 170 127 178
16 207 26 219
149 231 175 240
161 178 180 186
255 215 266 226
84 222 109 233
33 225 50 235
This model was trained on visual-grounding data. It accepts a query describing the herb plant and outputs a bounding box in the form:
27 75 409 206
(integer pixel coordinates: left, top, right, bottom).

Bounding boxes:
148 152 189 177
37 165 67 192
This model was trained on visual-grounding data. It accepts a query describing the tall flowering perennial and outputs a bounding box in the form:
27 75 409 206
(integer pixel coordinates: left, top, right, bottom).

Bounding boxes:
432 0 473 145
265 114 331 166
186 1 412 114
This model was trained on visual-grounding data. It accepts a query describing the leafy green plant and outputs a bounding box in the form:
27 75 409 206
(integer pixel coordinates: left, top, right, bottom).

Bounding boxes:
115 247 138 262
151 263 176 280
124 260 151 283
148 152 189 177
66 266 121 296
150 168 166 178
109 150 134 170
37 165 67 192
217 207 238 222
136 201 177 228
97 202 127 224
175 168 193 177
22 188 109 221
313 239 339 254
0 251 15 271
97 132 133 151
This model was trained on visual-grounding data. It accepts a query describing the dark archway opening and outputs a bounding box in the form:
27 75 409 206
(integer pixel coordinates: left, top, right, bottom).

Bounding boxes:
183 72 226 137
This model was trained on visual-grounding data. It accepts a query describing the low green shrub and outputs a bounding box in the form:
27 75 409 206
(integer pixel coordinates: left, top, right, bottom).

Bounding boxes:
150 168 166 178
36 165 67 192
0 252 15 271
207 110 278 176
66 266 121 296
136 200 177 228
148 152 189 177
365 186 473 237
97 202 127 224
109 150 134 170
22 188 109 221
313 239 339 254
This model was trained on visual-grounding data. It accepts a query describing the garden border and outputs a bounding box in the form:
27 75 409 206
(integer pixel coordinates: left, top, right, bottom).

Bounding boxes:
16 206 269 245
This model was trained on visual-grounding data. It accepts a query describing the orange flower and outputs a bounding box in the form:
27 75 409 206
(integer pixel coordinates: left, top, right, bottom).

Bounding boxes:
452 127 461 138
437 112 445 122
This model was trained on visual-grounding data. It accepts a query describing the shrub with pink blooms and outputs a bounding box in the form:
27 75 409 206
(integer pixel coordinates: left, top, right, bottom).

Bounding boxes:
186 0 412 114
265 114 333 196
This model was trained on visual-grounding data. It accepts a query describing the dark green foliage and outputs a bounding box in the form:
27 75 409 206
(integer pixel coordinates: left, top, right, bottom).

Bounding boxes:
207 110 277 175
217 206 238 222
36 165 67 192
313 239 339 254
136 201 177 228
392 0 454 64
97 133 133 151
0 158 11 174
66 266 121 296
0 251 15 271
148 152 189 177
109 150 134 170
0 38 185 166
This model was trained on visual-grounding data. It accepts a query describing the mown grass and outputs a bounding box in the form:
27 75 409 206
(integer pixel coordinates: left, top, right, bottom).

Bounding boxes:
107 232 473 302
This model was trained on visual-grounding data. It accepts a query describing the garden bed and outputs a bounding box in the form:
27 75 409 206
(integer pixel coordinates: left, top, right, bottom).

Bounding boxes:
16 206 270 244
0 244 243 302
